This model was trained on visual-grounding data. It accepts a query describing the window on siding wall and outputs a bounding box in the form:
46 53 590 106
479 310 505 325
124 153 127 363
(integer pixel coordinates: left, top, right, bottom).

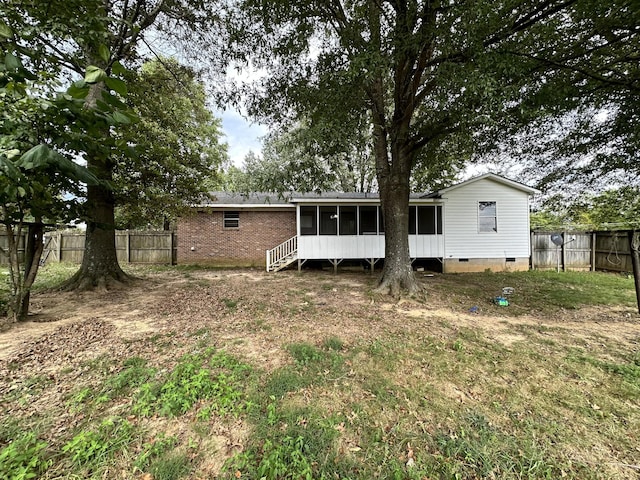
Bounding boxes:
319 206 338 235
409 206 417 234
478 201 497 232
300 206 317 235
359 206 378 234
409 205 442 234
223 211 239 228
339 206 357 235
418 206 436 234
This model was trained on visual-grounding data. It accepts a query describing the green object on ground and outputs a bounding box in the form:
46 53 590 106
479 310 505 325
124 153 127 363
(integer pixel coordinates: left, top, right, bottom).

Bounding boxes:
494 296 509 306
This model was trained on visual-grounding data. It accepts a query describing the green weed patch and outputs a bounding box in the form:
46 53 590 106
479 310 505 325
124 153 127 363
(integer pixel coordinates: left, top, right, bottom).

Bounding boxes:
66 356 157 411
60 417 181 478
133 348 251 418
0 433 51 480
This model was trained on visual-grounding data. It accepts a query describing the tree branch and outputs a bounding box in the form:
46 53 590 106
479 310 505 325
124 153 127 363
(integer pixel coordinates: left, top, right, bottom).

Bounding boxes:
504 49 640 93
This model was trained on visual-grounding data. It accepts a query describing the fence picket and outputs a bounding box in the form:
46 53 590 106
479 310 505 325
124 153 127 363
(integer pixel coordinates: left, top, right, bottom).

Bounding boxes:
0 230 176 265
531 231 634 272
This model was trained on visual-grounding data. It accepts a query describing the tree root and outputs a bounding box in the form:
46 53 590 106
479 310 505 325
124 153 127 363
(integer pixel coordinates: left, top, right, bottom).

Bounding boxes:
374 271 423 297
58 268 133 292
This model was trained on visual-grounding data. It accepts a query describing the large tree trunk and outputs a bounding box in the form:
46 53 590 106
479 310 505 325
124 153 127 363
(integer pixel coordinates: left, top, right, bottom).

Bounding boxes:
61 179 129 291
61 82 129 291
370 101 420 294
366 2 420 296
376 148 420 295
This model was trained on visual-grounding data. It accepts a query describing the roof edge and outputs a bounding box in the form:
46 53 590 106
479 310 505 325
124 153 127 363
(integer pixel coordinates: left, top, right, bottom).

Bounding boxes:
436 173 540 195
195 203 295 209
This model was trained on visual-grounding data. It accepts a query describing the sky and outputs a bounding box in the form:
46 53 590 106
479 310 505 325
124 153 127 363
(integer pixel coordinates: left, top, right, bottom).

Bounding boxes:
217 108 269 168
140 30 269 169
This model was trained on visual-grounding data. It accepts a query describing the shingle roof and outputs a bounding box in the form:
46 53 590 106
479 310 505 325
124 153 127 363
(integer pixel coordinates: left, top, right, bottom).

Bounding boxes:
198 192 294 206
292 192 428 200
197 174 537 206
199 191 430 206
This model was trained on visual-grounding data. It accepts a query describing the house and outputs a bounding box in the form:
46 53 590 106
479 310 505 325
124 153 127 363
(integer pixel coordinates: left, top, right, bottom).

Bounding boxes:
177 173 539 273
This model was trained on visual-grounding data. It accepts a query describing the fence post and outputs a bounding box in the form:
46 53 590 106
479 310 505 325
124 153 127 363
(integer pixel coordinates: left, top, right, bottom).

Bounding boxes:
56 232 62 263
562 231 567 272
591 232 596 271
126 230 131 264
628 230 640 315
169 231 174 265
530 231 535 270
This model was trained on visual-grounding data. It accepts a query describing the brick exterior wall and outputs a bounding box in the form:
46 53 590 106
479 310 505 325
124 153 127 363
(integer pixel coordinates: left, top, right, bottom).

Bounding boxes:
177 208 297 266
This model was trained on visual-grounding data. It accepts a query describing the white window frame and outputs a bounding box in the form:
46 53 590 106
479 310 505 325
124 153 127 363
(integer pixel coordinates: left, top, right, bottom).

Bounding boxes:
223 210 240 229
478 201 497 233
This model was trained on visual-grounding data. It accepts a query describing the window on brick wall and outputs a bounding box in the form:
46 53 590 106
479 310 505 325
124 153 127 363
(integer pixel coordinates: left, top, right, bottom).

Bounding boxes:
223 211 240 228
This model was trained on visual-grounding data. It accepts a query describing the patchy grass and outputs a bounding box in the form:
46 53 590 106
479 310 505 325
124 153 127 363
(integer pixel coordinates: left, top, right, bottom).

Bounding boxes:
426 270 637 314
0 263 75 298
0 267 638 479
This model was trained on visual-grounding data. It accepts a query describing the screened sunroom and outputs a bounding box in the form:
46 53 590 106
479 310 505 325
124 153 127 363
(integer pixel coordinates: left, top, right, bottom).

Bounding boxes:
292 196 444 269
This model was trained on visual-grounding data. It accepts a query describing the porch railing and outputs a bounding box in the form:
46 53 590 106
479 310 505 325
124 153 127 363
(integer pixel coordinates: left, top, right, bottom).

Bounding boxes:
266 235 298 272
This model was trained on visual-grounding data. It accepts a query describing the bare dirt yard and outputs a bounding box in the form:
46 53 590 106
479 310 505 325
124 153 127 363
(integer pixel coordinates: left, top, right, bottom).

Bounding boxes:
1 267 639 479
3 269 637 363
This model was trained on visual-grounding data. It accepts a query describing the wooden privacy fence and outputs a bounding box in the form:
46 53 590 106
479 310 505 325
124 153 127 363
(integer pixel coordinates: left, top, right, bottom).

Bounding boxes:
41 230 176 265
0 232 26 266
4 229 635 272
531 230 636 272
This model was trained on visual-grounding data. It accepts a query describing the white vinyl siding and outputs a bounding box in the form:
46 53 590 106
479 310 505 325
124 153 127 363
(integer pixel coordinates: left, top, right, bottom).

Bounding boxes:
443 179 531 258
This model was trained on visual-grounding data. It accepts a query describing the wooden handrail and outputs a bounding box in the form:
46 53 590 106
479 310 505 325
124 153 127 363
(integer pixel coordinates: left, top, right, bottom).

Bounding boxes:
266 235 298 272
